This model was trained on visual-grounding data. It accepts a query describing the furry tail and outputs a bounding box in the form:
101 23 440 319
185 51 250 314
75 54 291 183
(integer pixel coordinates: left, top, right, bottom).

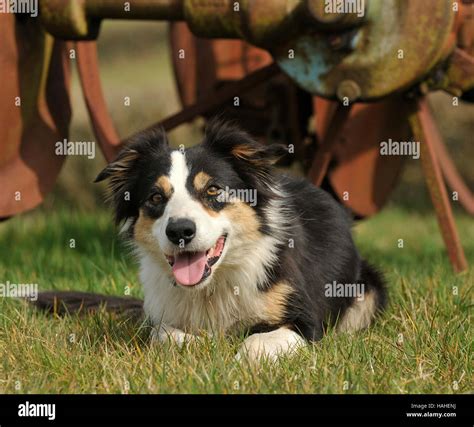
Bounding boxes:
32 291 144 318
336 260 387 333
359 259 388 313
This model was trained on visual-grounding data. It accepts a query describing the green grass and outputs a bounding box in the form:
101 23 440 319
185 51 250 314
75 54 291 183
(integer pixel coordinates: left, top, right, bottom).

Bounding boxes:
0 207 472 394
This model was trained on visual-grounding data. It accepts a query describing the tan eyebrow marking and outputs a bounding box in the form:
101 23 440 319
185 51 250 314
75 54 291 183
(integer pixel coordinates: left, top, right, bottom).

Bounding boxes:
193 171 212 192
155 175 173 197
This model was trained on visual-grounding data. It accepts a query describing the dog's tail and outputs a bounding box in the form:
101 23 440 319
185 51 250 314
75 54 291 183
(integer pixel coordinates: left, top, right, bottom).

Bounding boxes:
359 259 388 312
31 291 144 318
336 259 387 333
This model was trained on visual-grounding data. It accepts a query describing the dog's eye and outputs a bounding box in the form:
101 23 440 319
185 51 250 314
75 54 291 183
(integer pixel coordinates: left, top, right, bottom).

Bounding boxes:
148 193 163 204
206 185 220 197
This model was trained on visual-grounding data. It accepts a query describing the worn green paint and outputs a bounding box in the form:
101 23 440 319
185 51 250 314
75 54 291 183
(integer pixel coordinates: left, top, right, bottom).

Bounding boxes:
273 0 456 100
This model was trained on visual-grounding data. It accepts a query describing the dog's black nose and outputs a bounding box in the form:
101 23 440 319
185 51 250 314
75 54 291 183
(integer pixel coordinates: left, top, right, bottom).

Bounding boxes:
166 218 196 245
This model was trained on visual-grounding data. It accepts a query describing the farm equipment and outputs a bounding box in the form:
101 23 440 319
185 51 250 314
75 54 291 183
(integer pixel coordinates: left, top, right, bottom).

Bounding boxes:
0 0 473 271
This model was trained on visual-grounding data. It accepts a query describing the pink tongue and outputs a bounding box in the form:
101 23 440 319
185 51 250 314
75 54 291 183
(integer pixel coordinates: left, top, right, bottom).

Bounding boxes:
172 252 208 286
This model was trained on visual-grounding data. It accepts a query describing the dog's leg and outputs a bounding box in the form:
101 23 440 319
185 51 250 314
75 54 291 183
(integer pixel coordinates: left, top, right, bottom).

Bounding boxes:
151 324 199 347
236 327 305 363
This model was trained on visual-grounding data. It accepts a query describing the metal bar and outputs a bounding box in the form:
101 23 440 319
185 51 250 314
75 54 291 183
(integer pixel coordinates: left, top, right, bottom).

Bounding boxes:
40 0 185 39
127 62 281 138
409 98 468 273
39 0 367 43
308 98 352 186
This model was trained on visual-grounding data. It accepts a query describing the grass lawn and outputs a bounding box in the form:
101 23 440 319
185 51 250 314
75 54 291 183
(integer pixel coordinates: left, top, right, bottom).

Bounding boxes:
0 206 472 394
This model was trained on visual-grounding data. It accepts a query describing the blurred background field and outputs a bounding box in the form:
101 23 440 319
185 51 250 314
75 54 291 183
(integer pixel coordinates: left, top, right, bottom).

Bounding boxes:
0 22 472 394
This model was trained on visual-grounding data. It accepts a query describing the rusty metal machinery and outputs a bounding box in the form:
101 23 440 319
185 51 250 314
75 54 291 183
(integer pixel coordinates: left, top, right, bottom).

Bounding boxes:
1 0 473 272
40 0 469 100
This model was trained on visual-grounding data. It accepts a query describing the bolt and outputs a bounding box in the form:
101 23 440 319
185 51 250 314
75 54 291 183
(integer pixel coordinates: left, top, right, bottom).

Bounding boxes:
328 30 358 51
419 82 430 95
337 80 361 103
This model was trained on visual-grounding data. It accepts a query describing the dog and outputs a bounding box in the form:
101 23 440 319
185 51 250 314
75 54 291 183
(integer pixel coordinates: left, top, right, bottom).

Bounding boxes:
93 119 387 362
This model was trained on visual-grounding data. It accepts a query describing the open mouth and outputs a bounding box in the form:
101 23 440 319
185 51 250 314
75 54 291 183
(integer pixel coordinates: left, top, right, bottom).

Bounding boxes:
165 235 227 287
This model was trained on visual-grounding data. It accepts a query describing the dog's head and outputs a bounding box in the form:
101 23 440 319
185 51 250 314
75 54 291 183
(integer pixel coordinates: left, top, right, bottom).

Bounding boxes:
96 120 286 290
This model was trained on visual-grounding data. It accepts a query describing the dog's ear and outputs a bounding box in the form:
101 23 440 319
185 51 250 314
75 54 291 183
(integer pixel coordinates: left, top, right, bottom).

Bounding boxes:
95 127 169 184
94 146 140 184
94 127 169 223
229 141 288 167
203 119 288 168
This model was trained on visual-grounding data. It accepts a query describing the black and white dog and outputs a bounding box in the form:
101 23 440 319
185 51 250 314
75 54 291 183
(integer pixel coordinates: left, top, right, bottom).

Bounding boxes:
95 120 387 362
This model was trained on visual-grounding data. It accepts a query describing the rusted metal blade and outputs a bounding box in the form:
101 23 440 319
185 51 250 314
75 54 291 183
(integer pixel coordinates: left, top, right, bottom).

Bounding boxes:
76 41 122 162
325 96 411 217
0 15 72 218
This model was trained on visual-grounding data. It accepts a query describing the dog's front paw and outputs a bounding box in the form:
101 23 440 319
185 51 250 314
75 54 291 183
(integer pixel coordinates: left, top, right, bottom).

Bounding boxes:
151 324 199 348
235 327 305 363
